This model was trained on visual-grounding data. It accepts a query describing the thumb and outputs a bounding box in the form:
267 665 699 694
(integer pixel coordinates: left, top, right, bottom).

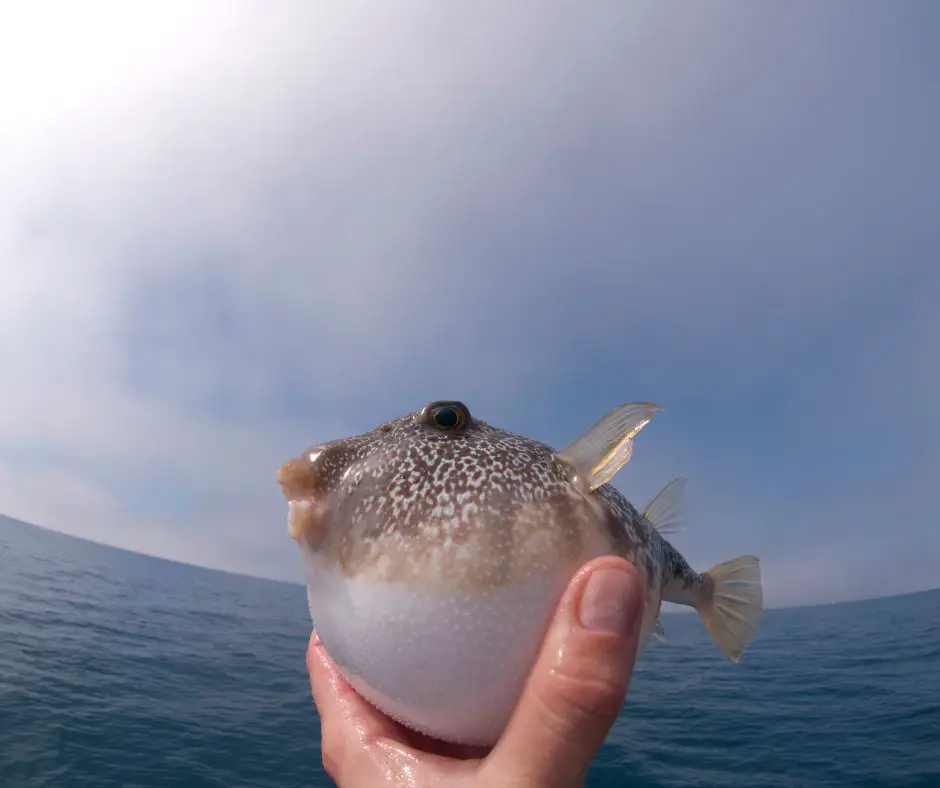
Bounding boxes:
483 557 644 788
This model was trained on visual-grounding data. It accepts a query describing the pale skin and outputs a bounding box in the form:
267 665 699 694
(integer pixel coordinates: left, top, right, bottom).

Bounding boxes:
306 556 645 787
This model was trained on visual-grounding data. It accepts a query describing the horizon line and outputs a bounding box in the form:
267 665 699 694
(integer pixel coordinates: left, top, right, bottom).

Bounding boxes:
2 513 936 614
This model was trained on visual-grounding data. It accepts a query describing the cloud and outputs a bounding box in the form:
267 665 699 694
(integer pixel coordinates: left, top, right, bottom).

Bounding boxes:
1 2 938 605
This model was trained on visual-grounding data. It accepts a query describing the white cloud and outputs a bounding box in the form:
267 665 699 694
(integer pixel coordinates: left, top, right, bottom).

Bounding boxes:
1 2 937 603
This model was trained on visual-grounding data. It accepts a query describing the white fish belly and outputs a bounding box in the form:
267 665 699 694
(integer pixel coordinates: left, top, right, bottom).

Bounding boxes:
301 551 570 746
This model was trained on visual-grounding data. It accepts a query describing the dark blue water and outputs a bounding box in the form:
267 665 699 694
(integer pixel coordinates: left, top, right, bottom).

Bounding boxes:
1 516 937 787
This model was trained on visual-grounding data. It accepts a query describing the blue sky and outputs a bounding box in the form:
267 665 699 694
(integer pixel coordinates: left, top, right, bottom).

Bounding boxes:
1 1 937 608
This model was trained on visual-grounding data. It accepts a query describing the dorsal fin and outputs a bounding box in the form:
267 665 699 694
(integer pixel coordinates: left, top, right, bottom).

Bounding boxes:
643 477 687 536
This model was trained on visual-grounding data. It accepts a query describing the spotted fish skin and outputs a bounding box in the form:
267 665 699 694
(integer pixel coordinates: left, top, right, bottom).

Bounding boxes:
278 400 763 746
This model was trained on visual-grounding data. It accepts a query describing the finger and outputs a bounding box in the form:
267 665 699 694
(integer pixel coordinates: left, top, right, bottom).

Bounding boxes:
306 631 404 778
482 557 644 788
307 632 484 755
306 632 483 782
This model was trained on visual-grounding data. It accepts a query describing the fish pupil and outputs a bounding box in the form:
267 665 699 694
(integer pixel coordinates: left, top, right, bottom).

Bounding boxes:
433 406 460 429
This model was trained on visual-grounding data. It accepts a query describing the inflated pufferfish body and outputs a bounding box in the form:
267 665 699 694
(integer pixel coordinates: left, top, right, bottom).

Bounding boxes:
278 400 763 746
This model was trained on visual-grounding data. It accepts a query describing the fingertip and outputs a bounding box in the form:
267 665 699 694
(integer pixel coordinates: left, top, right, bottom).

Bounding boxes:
485 556 645 787
306 629 323 674
576 557 644 638
560 556 644 642
306 631 315 673
307 631 416 747
569 555 641 600
307 633 334 700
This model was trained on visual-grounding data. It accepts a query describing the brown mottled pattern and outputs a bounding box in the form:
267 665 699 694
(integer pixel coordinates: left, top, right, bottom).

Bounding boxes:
279 401 687 596
659 539 704 607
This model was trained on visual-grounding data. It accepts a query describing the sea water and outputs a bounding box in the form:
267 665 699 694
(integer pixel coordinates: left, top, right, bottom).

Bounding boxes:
1 516 937 787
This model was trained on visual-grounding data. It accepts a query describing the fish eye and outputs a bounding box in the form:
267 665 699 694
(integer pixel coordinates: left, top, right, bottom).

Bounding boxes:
433 406 461 429
422 401 471 432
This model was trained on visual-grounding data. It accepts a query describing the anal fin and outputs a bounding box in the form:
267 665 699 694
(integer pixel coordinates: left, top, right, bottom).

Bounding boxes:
652 620 667 644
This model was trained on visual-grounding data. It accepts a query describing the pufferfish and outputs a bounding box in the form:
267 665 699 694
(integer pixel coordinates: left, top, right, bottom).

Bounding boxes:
278 399 763 747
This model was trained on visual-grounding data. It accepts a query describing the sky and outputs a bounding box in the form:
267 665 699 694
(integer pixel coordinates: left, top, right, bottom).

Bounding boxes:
1 1 938 609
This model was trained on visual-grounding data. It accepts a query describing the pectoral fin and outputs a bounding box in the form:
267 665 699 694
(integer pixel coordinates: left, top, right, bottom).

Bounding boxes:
554 402 660 491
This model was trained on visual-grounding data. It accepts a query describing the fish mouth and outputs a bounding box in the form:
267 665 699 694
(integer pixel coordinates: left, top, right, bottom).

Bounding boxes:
285 498 324 542
277 448 332 543
276 446 327 500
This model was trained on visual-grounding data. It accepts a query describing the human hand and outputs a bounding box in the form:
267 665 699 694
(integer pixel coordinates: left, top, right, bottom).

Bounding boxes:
306 555 645 787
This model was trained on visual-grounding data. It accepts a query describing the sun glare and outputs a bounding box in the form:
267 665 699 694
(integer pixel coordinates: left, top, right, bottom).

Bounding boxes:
0 2 218 143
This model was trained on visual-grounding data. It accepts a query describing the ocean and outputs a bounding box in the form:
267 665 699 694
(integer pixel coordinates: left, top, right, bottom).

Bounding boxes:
1 516 937 788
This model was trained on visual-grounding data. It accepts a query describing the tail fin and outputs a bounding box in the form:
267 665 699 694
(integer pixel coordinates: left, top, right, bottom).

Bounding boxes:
697 555 763 663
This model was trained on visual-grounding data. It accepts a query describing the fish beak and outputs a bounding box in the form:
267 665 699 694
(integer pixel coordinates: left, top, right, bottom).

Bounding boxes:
277 445 333 543
276 446 327 501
